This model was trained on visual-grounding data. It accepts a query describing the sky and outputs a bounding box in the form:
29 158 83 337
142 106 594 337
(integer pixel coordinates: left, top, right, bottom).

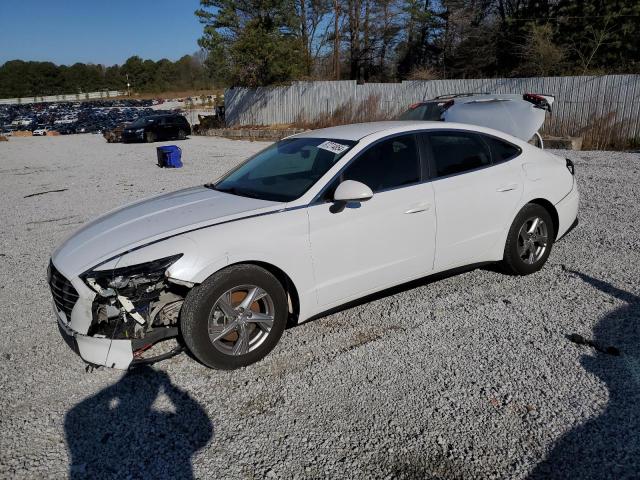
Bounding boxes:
0 0 205 66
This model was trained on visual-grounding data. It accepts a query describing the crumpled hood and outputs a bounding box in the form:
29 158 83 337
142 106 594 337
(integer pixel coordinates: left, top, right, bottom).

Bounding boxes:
52 186 280 276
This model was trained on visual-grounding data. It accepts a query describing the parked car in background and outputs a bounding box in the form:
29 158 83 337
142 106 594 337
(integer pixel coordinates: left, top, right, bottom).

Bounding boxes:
122 114 191 143
49 120 578 371
0 100 179 138
32 127 48 136
399 93 554 146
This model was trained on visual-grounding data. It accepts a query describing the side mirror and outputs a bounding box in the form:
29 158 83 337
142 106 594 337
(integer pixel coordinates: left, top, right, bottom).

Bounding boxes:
333 180 373 203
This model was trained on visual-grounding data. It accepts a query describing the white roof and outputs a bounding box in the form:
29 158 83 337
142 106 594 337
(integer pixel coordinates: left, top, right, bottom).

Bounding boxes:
293 121 439 141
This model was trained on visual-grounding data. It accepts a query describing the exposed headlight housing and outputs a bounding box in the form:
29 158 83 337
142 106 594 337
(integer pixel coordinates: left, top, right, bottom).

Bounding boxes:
83 254 183 293
135 128 145 134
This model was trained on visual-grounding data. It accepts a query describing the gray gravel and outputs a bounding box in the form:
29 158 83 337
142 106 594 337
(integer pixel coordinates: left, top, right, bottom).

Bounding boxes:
0 134 638 479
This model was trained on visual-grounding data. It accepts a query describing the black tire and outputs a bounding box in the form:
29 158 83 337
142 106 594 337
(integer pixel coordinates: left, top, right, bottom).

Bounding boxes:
180 264 288 369
145 131 156 143
502 203 555 275
177 129 186 140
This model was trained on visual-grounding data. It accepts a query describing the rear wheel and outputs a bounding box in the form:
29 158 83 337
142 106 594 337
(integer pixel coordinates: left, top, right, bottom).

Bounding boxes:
180 265 288 369
502 204 555 275
177 129 187 140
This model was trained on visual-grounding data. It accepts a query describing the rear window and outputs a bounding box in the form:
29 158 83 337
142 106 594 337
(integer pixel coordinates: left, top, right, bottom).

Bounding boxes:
398 103 443 121
169 115 186 125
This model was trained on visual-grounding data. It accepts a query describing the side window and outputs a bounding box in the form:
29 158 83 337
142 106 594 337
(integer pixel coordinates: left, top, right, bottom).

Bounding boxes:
481 135 521 163
340 134 420 192
427 132 491 177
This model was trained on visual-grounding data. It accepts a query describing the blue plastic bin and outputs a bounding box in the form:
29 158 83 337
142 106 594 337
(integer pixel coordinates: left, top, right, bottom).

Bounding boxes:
156 145 183 168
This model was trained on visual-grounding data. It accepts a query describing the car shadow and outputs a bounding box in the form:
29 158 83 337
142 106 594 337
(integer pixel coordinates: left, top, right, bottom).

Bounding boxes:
64 365 213 479
529 271 640 479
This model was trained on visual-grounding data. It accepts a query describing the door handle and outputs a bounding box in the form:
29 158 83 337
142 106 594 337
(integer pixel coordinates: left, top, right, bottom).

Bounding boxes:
404 204 431 214
496 184 519 192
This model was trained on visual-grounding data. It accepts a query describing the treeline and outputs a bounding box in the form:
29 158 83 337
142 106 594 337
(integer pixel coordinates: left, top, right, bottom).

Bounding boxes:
197 0 640 86
0 54 211 98
3 0 638 97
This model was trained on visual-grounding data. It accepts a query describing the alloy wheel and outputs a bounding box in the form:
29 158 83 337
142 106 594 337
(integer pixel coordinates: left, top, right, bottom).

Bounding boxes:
517 216 549 264
207 285 275 356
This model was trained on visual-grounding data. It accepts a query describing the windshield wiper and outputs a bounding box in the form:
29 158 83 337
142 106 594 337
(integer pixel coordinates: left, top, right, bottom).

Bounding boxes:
208 185 262 200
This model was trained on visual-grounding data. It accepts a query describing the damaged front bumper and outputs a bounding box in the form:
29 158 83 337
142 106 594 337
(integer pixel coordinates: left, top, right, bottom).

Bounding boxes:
49 256 188 370
55 304 134 369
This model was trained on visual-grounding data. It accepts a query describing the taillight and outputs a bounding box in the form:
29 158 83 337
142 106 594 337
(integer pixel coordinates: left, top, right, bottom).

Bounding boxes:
565 158 575 175
408 103 421 110
523 93 552 113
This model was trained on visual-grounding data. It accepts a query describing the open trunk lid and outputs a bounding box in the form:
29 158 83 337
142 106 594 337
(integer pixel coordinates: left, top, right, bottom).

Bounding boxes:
442 94 554 142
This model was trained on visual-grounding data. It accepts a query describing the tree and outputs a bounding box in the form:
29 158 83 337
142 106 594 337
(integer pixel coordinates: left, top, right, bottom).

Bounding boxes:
515 23 565 76
0 55 211 98
396 0 441 79
295 0 333 76
196 0 307 86
556 0 640 74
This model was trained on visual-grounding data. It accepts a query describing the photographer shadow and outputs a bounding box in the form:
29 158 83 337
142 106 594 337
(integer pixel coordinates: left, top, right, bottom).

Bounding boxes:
65 365 213 479
530 272 640 479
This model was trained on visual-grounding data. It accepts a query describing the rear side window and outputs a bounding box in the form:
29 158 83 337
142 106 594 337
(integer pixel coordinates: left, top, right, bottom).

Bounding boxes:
427 132 491 177
481 135 521 163
340 134 420 192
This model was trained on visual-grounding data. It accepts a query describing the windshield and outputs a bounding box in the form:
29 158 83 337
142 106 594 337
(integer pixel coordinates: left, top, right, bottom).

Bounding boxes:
398 103 443 121
130 117 157 128
213 137 357 202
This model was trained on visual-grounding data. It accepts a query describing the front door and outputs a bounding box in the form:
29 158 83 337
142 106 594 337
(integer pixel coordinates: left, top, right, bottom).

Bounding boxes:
308 134 436 307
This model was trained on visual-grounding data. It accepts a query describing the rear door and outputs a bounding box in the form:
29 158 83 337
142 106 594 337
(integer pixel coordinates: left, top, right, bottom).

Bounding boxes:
422 130 523 269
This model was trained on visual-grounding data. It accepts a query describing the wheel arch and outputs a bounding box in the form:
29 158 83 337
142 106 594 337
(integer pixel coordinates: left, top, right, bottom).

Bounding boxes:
527 198 559 238
225 260 301 325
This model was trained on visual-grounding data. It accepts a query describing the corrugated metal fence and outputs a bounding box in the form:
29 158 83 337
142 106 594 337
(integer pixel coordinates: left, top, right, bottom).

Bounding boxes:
0 90 125 105
225 75 640 141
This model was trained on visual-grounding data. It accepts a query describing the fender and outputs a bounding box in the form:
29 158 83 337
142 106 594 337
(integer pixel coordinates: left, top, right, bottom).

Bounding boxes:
174 252 316 323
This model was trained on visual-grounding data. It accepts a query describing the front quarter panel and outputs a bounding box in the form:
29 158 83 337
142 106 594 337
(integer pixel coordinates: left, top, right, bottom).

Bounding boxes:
170 208 318 321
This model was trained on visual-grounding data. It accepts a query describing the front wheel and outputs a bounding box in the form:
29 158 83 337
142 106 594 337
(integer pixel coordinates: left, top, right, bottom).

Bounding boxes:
501 204 555 275
180 265 288 369
145 131 156 143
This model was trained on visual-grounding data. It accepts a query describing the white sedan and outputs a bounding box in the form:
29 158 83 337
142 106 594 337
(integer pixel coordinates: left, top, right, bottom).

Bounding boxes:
49 121 579 369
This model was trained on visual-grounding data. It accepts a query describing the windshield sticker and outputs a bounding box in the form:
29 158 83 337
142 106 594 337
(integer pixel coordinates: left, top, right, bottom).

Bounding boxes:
317 141 349 155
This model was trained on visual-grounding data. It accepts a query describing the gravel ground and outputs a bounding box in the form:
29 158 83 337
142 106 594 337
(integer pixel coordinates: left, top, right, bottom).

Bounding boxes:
0 134 638 479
